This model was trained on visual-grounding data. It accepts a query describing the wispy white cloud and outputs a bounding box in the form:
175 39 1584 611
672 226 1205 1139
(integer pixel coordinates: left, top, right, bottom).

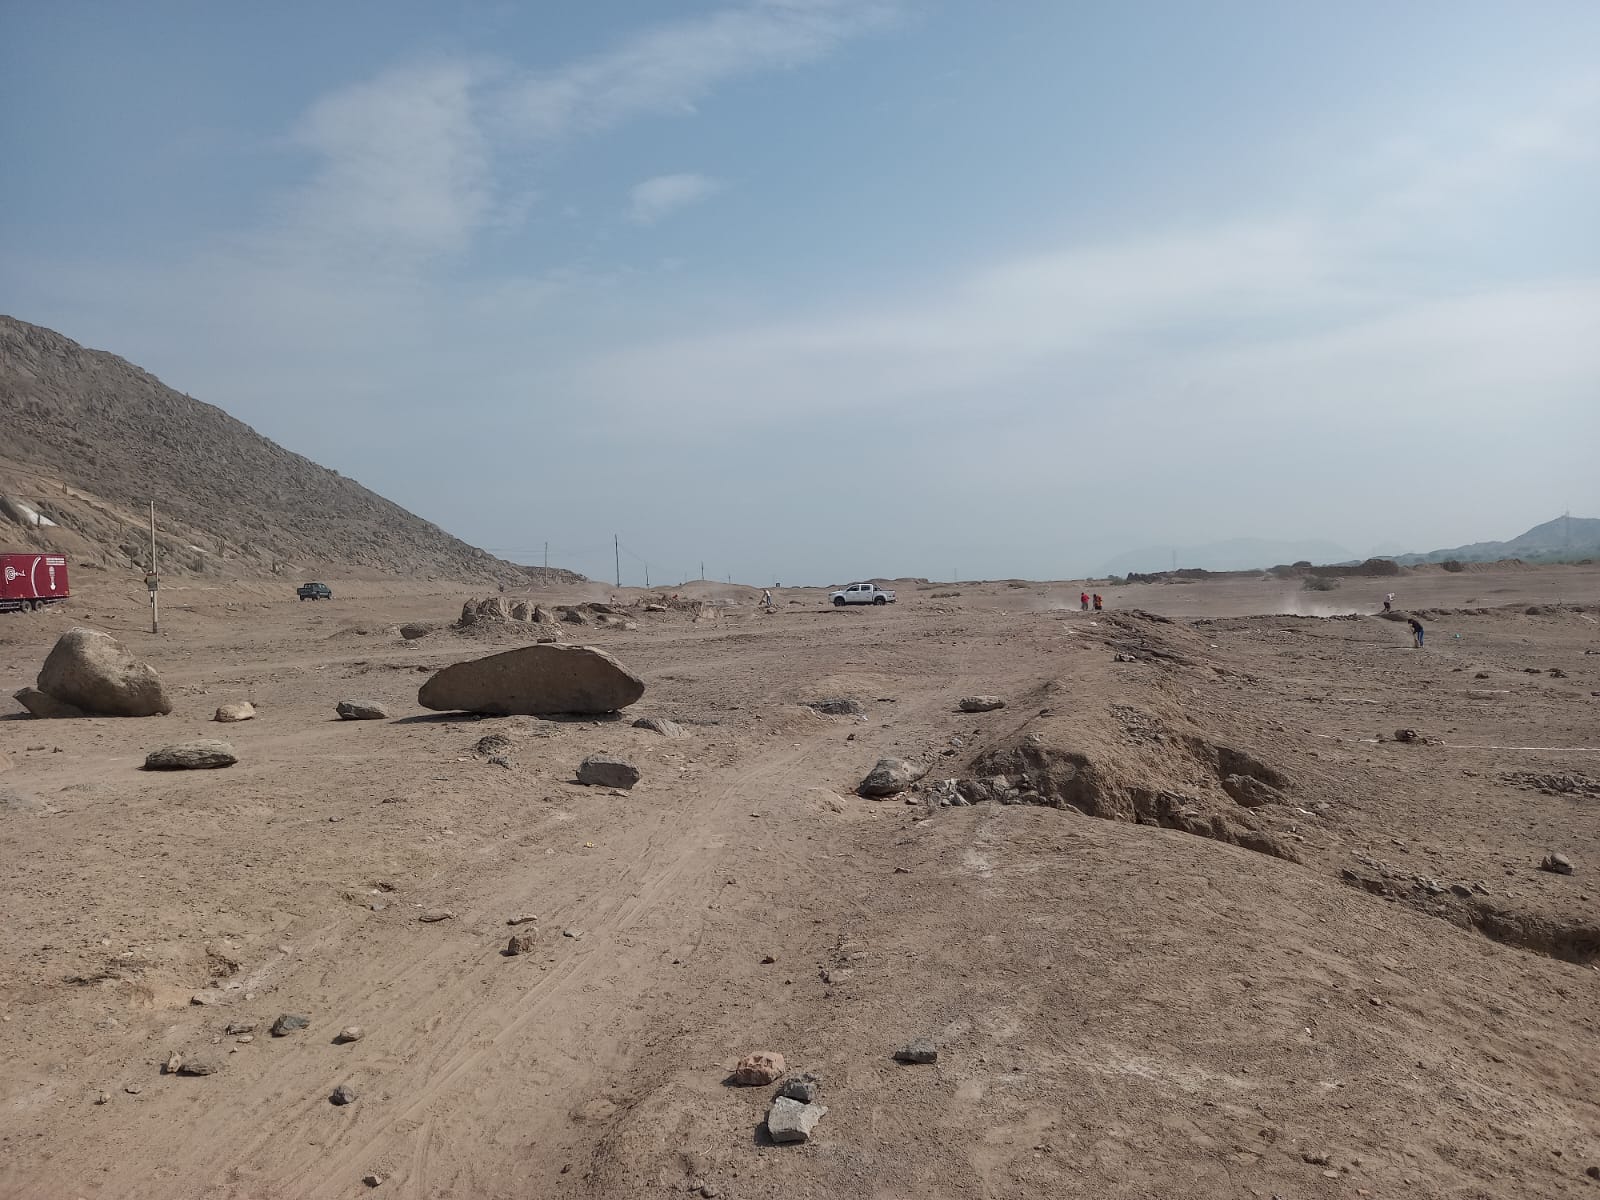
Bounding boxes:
282 61 492 262
501 0 900 140
628 172 722 224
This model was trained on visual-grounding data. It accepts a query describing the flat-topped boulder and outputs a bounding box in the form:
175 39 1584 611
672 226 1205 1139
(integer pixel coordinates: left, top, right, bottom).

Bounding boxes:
418 644 644 716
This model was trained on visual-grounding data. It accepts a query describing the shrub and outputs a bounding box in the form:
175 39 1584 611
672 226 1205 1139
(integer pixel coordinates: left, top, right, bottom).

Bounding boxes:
1302 575 1341 592
1440 559 1465 573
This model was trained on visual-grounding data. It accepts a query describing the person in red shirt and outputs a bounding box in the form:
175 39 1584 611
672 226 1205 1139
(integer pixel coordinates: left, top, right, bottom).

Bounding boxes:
1092 593 1103 611
1080 591 1089 611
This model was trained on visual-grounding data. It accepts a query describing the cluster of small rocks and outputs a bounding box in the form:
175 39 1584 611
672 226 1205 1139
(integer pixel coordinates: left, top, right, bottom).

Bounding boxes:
923 775 1040 807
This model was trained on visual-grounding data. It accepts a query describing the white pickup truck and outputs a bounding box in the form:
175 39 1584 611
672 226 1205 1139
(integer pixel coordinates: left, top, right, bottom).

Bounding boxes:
830 582 896 606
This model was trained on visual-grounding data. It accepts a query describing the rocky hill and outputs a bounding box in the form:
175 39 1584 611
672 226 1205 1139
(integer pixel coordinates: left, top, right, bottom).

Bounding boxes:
1395 515 1600 566
0 316 581 584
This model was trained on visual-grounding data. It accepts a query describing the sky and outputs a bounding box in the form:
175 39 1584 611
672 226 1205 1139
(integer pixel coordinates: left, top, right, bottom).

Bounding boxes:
3 0 1598 585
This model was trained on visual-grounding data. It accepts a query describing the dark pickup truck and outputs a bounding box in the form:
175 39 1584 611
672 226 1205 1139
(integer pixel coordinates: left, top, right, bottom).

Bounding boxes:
297 581 333 601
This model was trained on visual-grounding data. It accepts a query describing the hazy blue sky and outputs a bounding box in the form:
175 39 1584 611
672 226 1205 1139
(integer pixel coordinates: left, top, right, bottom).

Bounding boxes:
4 1 1597 583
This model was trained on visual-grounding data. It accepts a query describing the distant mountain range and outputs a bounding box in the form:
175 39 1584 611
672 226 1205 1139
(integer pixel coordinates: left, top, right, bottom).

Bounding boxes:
1392 515 1600 566
1101 537 1357 576
1100 516 1599 577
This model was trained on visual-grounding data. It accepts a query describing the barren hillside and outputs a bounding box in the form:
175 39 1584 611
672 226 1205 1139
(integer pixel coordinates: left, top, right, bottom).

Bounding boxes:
0 316 573 584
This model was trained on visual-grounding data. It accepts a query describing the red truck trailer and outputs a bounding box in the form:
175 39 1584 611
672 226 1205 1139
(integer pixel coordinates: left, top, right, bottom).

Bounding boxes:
0 552 70 612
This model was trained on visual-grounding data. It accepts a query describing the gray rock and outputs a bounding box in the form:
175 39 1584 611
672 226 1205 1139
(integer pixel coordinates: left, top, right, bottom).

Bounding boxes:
398 622 434 640
223 1021 256 1036
144 740 236 770
335 1026 365 1043
958 696 1006 713
509 601 532 621
632 716 688 738
270 1013 310 1037
767 1096 827 1144
1540 853 1575 876
418 644 644 716
213 701 255 723
779 1075 819 1103
858 758 928 798
176 1057 220 1077
330 1084 358 1106
36 628 172 716
805 698 865 716
336 699 390 720
559 607 591 625
13 685 86 719
577 754 641 789
893 1039 938 1064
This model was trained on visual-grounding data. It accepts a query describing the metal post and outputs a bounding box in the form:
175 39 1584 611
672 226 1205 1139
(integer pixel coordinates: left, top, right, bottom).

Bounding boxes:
615 535 621 588
149 502 159 635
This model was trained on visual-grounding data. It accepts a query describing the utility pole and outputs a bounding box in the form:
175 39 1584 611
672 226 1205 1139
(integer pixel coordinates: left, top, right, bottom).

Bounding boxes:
543 541 548 575
645 563 650 588
700 561 705 582
148 501 159 635
615 535 621 589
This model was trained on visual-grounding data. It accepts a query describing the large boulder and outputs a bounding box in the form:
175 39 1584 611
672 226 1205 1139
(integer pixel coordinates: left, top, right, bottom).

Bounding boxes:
14 686 86 719
418 644 645 716
36 629 172 717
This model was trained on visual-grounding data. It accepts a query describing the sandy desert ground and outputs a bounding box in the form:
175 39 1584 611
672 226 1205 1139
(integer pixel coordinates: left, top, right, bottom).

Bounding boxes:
2 566 1598 1199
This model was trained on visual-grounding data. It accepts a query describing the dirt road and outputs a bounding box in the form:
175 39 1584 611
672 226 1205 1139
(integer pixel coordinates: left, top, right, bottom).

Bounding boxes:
2 568 1597 1197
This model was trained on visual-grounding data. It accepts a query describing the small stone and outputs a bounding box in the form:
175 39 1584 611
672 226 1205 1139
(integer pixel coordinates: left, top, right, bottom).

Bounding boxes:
804 698 865 716
213 701 256 723
336 699 391 721
143 740 237 770
417 910 455 923
894 1039 938 1064
779 1075 819 1103
224 1021 257 1035
235 1035 253 1044
330 1084 358 1106
163 1052 184 1075
1303 1151 1332 1166
1586 1165 1600 1181
362 1173 384 1188
176 1058 219 1076
958 696 1006 713
506 914 538 926
699 1186 719 1199
767 1096 827 1143
731 1051 786 1086
577 754 641 789
633 716 689 738
335 1026 366 1043
562 927 585 940
760 954 776 964
189 992 221 1006
270 1013 310 1037
124 1085 142 1095
506 933 537 956
1539 853 1575 876
93 1090 110 1105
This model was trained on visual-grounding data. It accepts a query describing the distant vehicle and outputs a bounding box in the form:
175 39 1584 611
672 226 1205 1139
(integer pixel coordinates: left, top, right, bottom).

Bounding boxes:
1 552 70 613
297 581 333 601
830 582 896 606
